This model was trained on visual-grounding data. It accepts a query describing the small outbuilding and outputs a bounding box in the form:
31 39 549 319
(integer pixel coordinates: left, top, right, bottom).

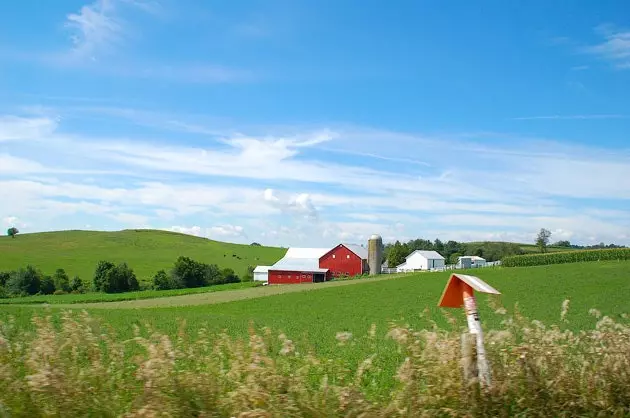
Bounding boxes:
396 250 446 272
457 255 487 269
253 265 271 282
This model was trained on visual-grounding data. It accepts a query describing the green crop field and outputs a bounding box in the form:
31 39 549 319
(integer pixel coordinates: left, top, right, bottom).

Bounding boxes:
3 260 627 348
1 260 629 413
0 229 286 283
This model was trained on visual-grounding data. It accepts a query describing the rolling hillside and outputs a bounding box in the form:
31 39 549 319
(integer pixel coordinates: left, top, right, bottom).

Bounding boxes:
0 229 287 282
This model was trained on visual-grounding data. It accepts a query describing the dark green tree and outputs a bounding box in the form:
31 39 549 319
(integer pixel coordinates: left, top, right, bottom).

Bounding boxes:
53 268 71 292
93 261 139 293
153 269 177 290
220 268 240 284
0 271 12 287
7 265 42 296
40 275 56 295
6 227 18 238
70 276 84 293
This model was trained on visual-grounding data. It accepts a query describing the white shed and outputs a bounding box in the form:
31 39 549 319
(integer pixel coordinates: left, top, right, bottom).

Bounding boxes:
457 256 487 268
396 250 446 272
253 265 271 282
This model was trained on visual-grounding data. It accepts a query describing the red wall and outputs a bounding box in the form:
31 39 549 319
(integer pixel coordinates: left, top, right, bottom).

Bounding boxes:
268 270 313 285
319 245 365 277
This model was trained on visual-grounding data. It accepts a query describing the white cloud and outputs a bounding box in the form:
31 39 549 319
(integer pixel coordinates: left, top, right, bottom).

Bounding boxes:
64 0 123 61
208 224 246 238
2 112 630 246
169 225 203 236
583 24 630 69
0 116 58 142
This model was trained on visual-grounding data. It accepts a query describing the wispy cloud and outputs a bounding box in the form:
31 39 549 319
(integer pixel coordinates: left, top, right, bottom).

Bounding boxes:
512 114 628 121
2 112 629 246
63 0 125 62
582 24 630 69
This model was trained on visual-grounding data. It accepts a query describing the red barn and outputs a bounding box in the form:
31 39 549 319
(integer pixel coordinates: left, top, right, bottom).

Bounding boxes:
267 247 331 285
319 244 369 278
267 244 368 285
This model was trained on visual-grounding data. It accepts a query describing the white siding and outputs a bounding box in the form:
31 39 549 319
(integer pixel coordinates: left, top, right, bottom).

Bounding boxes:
254 271 268 282
396 251 446 272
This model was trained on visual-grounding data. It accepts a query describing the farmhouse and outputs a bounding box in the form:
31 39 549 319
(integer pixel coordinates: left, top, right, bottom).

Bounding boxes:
396 250 445 272
264 243 371 285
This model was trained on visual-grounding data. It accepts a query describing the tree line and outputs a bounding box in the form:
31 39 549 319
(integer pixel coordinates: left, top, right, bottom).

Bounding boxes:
384 238 525 267
0 256 247 298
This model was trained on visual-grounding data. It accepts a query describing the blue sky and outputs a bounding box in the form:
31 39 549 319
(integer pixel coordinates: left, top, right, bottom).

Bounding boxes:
1 0 629 247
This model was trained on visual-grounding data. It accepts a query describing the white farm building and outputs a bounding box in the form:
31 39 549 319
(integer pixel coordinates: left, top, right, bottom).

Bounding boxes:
396 250 446 272
253 265 272 282
457 255 487 269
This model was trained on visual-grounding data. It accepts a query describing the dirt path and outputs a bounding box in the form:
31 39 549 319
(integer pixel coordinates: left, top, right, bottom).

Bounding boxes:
28 274 409 310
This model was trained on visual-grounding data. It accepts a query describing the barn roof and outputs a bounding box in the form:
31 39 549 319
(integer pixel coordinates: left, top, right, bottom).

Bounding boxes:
341 243 369 260
283 247 331 259
270 256 329 273
253 265 271 273
407 250 445 260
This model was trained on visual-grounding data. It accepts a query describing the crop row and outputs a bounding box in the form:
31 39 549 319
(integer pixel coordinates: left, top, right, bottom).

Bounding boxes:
501 248 630 267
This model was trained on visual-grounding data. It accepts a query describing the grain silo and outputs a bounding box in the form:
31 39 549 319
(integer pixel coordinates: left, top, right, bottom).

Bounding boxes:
367 234 383 275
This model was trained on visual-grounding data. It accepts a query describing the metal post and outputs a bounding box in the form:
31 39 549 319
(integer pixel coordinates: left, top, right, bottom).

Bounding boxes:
462 284 491 388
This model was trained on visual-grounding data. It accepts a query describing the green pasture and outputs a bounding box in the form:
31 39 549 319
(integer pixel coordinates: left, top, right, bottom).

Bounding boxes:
0 229 286 282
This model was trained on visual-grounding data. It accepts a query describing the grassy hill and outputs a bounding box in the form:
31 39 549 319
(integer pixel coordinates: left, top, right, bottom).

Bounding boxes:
0 229 286 282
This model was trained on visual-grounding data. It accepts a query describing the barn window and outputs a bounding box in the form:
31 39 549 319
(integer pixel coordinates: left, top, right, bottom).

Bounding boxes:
332 254 336 258
347 254 350 259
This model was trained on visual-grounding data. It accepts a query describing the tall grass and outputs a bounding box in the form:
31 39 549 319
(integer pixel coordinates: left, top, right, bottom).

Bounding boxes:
1 302 629 417
502 248 630 267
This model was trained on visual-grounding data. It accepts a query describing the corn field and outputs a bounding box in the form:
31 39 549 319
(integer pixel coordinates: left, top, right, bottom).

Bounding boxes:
1 302 629 417
502 248 630 267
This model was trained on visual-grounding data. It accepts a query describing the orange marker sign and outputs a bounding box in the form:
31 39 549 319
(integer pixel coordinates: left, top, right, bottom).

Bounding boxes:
438 273 501 388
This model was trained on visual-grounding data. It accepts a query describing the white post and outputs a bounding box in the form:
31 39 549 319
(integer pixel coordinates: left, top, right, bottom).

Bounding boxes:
462 288 491 388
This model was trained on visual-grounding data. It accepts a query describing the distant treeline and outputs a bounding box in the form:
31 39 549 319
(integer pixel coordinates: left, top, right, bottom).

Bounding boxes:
0 256 251 298
384 238 524 267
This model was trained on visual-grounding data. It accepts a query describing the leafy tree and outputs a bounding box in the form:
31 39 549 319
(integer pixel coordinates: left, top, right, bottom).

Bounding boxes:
554 240 571 247
53 268 71 292
6 227 18 238
449 252 461 265
171 256 207 288
0 271 12 287
204 263 222 285
250 242 261 246
243 265 255 282
220 268 240 284
93 261 139 293
387 242 409 268
7 265 42 296
40 275 56 295
70 276 84 293
153 269 179 290
433 238 444 253
536 228 552 253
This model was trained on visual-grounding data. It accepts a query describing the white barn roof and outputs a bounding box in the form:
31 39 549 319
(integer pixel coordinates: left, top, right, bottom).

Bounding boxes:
407 250 445 260
270 257 329 273
253 265 271 273
341 243 369 260
283 247 331 259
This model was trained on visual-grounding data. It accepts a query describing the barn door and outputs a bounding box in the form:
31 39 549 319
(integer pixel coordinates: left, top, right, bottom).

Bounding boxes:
313 273 325 283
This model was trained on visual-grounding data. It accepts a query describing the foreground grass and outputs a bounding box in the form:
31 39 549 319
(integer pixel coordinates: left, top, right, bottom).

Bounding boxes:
1 261 628 404
0 281 258 305
1 302 628 417
0 229 286 281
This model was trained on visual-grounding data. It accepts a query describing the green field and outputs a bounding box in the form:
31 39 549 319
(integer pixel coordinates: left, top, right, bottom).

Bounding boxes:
1 260 628 414
0 229 286 282
3 260 627 345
